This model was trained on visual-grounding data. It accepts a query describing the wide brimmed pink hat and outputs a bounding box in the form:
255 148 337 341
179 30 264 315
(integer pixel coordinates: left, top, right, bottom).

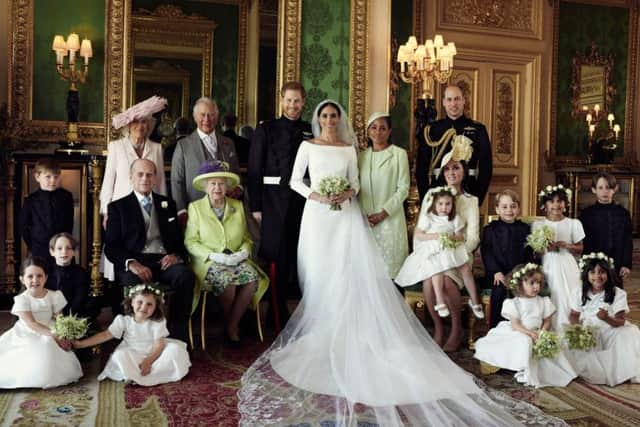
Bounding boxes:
112 96 168 130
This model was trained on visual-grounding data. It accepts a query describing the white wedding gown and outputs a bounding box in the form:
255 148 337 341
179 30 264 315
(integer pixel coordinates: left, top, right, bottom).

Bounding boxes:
238 141 564 426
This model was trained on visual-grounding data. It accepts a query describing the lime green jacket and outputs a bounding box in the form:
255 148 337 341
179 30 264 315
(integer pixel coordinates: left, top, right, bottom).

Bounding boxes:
358 145 410 278
184 196 268 313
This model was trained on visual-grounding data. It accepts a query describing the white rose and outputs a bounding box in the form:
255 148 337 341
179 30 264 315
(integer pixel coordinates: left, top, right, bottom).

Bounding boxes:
161 201 168 209
546 185 552 191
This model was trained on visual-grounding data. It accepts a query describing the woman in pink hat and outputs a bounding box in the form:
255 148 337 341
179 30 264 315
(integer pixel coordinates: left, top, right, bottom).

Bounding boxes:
99 96 168 280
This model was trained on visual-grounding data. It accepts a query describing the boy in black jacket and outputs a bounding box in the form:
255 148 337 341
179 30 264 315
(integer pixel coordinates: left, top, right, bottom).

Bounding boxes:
481 190 534 328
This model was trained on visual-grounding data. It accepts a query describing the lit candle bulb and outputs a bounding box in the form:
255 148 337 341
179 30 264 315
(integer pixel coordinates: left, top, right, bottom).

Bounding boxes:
594 104 600 116
613 124 620 139
589 124 596 137
582 105 589 111
586 113 592 124
607 113 614 128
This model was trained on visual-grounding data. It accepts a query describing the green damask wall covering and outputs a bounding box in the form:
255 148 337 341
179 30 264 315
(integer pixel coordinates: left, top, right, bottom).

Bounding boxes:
134 0 239 117
300 0 351 122
390 1 414 151
33 0 105 123
556 2 628 156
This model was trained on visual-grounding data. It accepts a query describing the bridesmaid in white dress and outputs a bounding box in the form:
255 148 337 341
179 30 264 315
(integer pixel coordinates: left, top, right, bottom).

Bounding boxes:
74 284 190 386
567 253 640 386
474 263 577 388
531 184 584 331
237 100 562 427
0 257 82 389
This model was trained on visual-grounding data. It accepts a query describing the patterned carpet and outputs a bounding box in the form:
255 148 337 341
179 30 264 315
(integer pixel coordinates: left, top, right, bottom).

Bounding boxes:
0 279 638 426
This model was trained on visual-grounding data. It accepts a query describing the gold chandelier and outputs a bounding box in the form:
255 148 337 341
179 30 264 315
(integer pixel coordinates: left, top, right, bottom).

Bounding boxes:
397 35 456 99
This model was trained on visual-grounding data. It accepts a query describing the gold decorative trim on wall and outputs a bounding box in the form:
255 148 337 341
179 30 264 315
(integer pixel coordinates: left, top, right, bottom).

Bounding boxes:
276 0 302 107
349 0 368 148
437 0 542 40
492 71 519 167
106 0 128 143
236 0 249 125
8 0 108 145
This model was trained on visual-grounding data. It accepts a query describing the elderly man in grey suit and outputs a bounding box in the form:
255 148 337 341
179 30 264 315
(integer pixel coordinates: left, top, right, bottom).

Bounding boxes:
171 97 240 226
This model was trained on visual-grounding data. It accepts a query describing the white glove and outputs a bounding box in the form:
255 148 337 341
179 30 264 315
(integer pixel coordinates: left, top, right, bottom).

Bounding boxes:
227 249 249 266
209 252 235 266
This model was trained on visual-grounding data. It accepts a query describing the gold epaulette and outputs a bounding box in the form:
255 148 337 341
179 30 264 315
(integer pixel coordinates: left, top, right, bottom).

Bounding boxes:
424 126 457 175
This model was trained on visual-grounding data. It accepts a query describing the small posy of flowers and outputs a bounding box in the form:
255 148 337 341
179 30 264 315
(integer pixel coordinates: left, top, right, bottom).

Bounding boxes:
127 283 164 299
538 184 572 204
578 252 615 272
318 176 350 211
526 225 555 253
509 262 542 292
439 233 462 250
532 330 561 359
161 201 168 209
599 303 610 312
563 324 598 351
51 313 89 340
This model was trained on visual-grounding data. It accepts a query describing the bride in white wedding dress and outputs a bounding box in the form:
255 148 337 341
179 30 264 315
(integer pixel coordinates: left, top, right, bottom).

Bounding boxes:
238 100 564 426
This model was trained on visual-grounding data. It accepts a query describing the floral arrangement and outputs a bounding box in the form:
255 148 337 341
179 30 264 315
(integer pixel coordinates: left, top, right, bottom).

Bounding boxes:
537 184 572 205
578 252 615 272
508 262 543 292
439 233 462 250
563 324 598 351
526 225 555 253
127 283 164 299
318 176 351 211
532 330 561 359
51 314 89 340
424 185 457 212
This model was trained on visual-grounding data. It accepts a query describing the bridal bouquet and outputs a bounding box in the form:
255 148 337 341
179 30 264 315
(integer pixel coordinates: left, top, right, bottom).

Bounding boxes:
526 225 555 252
564 324 598 351
439 233 462 250
51 313 89 340
318 176 350 211
532 330 561 359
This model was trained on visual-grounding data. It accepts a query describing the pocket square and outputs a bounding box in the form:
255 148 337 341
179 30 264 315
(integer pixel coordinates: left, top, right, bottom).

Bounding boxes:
168 217 176 222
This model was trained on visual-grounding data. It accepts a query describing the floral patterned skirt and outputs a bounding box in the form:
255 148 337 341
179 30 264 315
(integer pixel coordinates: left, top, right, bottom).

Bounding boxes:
204 261 259 296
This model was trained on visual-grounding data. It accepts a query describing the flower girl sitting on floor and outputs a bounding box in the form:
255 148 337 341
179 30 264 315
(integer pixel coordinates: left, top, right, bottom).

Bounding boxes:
0 256 82 389
474 263 577 388
396 185 484 319
73 284 191 386
567 253 640 386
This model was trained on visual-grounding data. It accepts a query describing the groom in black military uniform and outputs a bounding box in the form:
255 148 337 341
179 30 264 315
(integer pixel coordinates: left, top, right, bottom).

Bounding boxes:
416 85 493 205
248 81 312 328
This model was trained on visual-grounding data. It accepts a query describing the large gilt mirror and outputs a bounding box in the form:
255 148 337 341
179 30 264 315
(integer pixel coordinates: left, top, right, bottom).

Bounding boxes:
570 42 615 119
127 5 216 130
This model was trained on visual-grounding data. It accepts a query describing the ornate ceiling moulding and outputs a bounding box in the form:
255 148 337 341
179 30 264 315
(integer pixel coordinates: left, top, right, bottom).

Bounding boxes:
8 0 108 146
438 0 542 40
349 0 368 150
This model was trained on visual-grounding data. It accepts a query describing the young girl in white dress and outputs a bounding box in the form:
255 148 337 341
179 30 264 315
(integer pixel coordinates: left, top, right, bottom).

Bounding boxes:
567 253 640 386
0 257 82 388
532 184 584 331
396 186 484 319
74 284 191 386
474 263 576 388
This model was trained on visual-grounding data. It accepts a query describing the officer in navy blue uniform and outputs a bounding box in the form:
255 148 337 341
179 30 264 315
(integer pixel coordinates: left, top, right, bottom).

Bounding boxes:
248 82 312 326
416 85 493 205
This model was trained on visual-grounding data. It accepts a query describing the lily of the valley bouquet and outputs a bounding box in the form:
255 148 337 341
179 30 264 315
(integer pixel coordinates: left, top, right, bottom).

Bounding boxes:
526 225 555 253
439 233 462 250
51 313 89 340
532 330 561 359
564 324 598 351
318 176 350 211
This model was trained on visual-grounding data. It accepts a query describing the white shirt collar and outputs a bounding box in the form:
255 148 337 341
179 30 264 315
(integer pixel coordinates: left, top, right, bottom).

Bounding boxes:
133 190 152 203
196 128 217 143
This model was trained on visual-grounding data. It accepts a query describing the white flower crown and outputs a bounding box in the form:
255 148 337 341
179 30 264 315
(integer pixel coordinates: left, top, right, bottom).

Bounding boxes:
127 283 164 299
538 184 572 204
509 262 543 291
424 185 458 212
578 252 615 272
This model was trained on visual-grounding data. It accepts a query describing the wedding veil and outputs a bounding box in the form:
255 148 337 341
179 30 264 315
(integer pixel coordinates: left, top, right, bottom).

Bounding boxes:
311 99 358 147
